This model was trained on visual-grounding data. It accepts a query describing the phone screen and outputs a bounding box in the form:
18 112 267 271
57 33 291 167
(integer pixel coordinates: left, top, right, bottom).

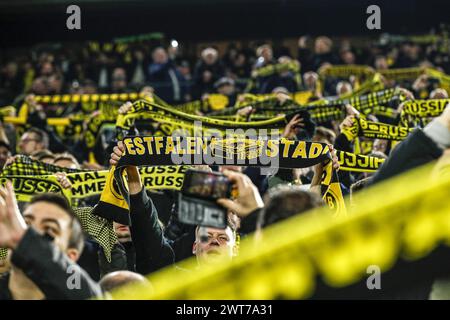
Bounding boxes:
183 170 231 200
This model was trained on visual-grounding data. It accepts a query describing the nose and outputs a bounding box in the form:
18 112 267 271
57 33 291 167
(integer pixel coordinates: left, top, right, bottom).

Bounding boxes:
210 238 220 246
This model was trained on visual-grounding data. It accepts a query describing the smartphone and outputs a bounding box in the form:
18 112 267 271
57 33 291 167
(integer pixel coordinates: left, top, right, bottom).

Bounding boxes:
178 169 232 229
178 194 227 229
181 169 232 201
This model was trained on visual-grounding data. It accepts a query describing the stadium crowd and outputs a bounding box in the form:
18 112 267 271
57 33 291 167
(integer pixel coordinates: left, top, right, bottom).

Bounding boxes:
0 33 450 300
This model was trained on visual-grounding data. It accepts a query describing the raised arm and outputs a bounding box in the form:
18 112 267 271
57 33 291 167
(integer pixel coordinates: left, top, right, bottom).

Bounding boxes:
110 142 175 275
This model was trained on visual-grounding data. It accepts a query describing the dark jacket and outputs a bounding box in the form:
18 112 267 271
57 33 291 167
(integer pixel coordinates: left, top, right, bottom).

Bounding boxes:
257 73 299 94
370 129 443 185
192 60 226 99
164 203 197 263
98 241 134 277
0 228 101 300
129 188 175 275
298 48 338 72
148 60 186 104
334 133 355 190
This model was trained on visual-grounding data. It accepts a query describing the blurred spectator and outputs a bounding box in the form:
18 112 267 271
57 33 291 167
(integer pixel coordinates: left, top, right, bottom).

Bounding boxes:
127 48 148 87
0 140 11 169
394 42 422 68
336 81 353 96
81 79 98 94
192 47 226 99
430 88 449 99
303 71 320 94
223 43 239 70
340 49 356 65
99 270 151 295
374 56 389 70
229 51 251 79
148 47 187 104
110 67 128 93
254 44 275 69
18 128 49 156
0 62 23 105
258 185 323 229
177 60 192 81
298 36 338 72
88 53 114 90
258 56 299 93
31 149 55 164
214 77 237 106
53 152 81 169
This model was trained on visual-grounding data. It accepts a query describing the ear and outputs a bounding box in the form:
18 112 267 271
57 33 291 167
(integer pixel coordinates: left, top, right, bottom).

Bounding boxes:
192 241 197 255
66 248 80 262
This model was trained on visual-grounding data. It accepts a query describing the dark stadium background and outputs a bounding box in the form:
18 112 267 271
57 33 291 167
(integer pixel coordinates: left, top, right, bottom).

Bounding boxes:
0 0 450 47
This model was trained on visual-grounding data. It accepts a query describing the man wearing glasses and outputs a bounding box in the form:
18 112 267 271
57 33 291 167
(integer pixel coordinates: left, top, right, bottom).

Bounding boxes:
18 128 49 156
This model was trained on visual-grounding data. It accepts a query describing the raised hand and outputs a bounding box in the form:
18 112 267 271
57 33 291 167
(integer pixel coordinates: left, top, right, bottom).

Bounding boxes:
217 170 264 217
55 172 72 190
0 181 27 249
282 114 304 139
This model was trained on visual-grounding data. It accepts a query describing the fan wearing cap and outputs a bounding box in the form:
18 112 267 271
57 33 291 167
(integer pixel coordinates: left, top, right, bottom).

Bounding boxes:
214 77 237 106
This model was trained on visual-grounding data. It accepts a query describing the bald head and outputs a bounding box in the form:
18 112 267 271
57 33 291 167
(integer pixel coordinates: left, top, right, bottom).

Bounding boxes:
99 271 151 294
430 88 449 99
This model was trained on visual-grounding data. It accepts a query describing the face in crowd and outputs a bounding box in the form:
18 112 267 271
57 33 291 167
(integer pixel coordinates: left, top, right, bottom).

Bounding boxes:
18 130 47 156
303 72 318 91
152 48 169 65
314 36 332 54
201 48 219 66
22 196 84 262
114 222 132 243
217 80 235 96
372 139 388 154
336 81 352 96
193 226 236 266
0 143 11 168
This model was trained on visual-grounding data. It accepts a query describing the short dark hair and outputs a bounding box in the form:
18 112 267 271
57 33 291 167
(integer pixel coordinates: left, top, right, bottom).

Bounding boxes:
286 110 316 141
350 177 372 205
32 149 54 161
368 151 388 160
258 185 323 229
314 126 336 144
26 128 49 149
28 193 84 252
53 152 80 169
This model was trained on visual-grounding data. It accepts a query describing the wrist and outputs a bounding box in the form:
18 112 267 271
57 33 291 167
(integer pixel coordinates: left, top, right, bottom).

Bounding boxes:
126 165 139 178
243 197 264 217
126 166 142 195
